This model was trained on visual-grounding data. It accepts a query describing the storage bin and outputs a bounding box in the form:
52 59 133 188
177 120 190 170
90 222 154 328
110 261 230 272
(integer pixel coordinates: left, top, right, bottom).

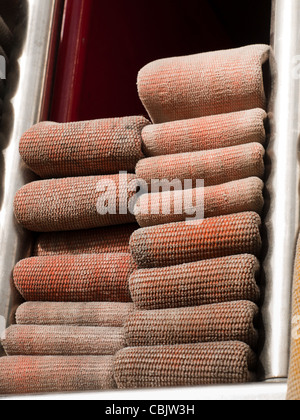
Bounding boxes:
0 0 297 399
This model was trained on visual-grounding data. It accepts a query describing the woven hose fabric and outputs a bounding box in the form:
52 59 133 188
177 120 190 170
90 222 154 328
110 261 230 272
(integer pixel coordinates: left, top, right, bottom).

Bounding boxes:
0 356 116 394
114 342 257 388
14 174 137 232
138 44 270 123
16 302 134 327
136 143 265 190
130 212 262 268
287 235 300 400
129 254 260 310
141 108 267 157
33 224 138 256
134 177 264 228
1 325 126 356
13 254 135 302
125 301 259 349
19 116 149 178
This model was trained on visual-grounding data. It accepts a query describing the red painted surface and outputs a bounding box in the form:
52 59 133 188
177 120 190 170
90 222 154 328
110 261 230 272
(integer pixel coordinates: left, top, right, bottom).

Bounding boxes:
50 0 271 123
51 0 93 122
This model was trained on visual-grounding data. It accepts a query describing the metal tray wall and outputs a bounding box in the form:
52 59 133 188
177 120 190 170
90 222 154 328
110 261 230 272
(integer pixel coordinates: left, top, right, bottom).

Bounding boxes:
0 0 297 399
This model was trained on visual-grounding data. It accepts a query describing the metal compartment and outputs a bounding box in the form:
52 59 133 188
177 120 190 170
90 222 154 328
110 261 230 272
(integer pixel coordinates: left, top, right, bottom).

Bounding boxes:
0 0 298 399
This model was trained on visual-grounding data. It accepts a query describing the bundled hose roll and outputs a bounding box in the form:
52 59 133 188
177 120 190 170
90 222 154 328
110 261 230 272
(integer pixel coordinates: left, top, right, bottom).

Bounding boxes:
130 212 262 268
287 235 300 400
0 356 116 394
114 342 257 388
136 143 265 191
141 108 267 157
1 325 126 356
33 224 138 256
134 177 264 227
138 44 270 123
125 301 259 348
13 254 136 302
14 174 138 232
129 254 260 310
16 302 134 327
19 117 149 178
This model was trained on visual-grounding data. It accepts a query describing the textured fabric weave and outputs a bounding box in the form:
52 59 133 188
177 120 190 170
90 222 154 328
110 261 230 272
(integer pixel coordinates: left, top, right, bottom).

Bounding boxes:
125 301 259 348
16 302 134 327
138 44 270 123
287 234 300 400
33 224 138 256
136 143 265 190
19 117 149 178
114 342 257 388
141 108 267 157
130 212 262 268
14 174 137 232
2 325 126 356
129 254 260 310
0 356 116 394
134 177 264 227
13 254 135 302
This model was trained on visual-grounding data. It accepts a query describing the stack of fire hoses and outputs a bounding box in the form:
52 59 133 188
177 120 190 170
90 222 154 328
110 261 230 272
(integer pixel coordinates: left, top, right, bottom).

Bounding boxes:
0 44 270 395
